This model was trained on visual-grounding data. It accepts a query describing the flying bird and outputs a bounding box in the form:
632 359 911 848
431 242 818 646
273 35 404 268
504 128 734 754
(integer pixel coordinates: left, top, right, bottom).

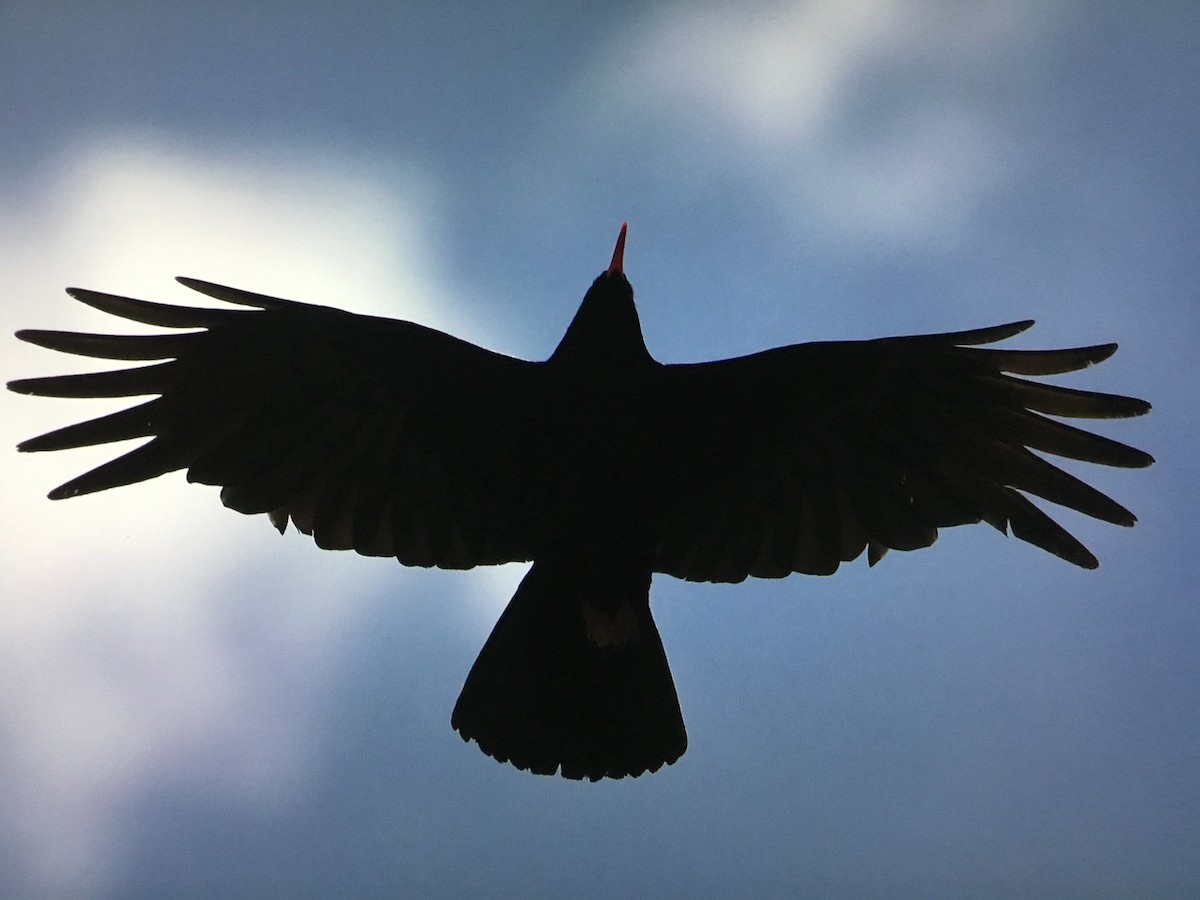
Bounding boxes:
8 224 1153 781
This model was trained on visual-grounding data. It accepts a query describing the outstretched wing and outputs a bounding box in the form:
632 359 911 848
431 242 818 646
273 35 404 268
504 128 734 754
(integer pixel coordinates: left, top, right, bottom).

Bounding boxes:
9 279 550 568
652 321 1153 582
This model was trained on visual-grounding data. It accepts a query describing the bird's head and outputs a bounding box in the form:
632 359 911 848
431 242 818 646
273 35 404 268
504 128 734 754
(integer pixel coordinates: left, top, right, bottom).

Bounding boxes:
549 223 651 370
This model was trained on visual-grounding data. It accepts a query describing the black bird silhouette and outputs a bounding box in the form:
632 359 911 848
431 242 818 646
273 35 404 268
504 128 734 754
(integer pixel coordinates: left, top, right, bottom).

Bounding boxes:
8 224 1153 780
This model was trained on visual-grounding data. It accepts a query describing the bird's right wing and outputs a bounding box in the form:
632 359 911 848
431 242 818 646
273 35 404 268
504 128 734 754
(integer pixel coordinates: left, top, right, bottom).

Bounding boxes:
650 321 1153 582
9 279 553 568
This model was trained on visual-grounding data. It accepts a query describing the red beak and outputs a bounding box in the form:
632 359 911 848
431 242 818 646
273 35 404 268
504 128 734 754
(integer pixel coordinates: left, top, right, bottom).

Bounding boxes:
607 222 628 276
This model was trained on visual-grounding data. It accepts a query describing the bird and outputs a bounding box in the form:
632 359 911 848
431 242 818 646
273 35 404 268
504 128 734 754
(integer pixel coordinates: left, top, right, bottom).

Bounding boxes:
8 223 1154 781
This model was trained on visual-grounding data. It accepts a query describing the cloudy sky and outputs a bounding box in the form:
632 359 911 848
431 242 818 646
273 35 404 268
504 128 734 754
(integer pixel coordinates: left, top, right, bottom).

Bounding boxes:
1 2 1196 896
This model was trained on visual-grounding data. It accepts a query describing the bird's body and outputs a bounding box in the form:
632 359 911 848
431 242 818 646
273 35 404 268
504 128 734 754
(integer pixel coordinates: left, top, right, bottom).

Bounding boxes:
8 224 1153 780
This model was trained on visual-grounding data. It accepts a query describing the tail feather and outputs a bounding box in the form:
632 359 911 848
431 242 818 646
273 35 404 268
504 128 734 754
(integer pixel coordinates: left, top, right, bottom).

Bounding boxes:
451 561 687 780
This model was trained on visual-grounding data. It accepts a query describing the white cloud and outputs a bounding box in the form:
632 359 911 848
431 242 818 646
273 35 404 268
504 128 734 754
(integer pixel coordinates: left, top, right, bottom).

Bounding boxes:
0 135 518 893
10 133 449 322
592 0 1046 245
615 0 906 146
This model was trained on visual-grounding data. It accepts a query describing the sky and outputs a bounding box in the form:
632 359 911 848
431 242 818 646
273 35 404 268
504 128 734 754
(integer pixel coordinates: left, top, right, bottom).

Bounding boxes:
0 1 1196 896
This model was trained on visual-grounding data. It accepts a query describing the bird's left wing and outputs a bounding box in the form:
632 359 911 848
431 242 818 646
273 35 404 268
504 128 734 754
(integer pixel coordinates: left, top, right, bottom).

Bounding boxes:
9 279 550 568
650 321 1153 582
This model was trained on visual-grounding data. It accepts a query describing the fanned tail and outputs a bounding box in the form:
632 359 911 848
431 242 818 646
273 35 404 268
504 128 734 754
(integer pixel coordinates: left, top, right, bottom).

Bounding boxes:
451 560 686 780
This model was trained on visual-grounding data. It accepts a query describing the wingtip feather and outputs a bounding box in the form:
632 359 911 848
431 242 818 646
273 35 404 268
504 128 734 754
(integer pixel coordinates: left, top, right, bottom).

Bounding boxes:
946 320 1036 345
175 276 295 310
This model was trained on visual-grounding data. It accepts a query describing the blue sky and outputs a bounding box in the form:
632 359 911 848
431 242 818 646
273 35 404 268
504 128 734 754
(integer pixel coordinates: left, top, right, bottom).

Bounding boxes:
1 2 1196 896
